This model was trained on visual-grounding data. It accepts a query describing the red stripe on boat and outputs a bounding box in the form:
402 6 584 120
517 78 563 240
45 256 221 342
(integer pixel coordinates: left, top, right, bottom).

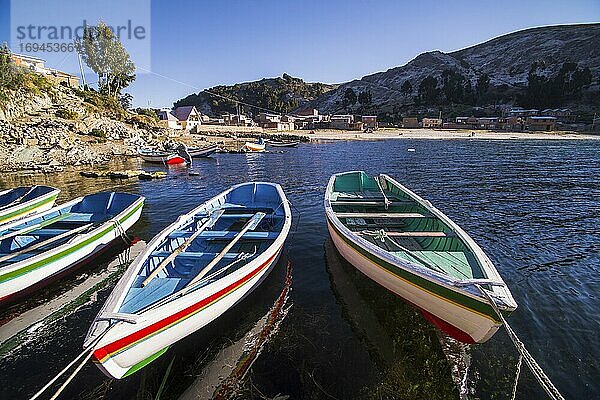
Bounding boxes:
94 247 281 362
420 309 475 344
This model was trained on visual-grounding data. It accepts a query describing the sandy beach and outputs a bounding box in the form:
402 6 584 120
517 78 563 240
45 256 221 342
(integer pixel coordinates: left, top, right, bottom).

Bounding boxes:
305 128 600 141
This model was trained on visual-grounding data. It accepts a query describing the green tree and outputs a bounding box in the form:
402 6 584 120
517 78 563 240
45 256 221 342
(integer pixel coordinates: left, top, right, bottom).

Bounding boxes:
418 75 439 105
476 73 490 104
441 69 466 104
344 87 357 106
75 22 136 98
358 90 372 105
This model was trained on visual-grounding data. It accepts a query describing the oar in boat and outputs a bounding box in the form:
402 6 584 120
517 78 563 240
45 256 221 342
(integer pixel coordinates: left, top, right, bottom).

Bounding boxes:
141 209 225 287
184 212 266 288
0 213 72 243
0 186 37 211
0 223 93 264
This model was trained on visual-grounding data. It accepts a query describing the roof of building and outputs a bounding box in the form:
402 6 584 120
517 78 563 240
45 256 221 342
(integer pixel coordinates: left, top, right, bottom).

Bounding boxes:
158 110 178 121
173 106 198 121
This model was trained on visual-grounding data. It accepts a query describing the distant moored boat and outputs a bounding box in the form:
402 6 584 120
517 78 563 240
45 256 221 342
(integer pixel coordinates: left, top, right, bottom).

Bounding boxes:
268 140 299 148
187 143 218 158
324 171 517 343
138 148 187 165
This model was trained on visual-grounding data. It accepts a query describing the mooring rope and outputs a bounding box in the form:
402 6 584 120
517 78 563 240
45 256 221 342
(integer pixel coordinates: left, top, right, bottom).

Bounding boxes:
474 284 565 400
29 329 108 400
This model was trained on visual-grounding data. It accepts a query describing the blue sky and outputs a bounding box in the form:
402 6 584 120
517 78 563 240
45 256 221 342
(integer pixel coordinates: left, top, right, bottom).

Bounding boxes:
1 0 599 107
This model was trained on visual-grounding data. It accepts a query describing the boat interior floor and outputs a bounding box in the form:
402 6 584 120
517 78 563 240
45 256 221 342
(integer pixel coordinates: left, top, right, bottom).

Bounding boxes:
332 189 485 280
0 211 114 266
120 205 284 314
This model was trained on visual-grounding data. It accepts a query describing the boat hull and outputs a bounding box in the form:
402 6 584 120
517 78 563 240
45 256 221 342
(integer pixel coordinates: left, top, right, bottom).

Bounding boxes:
0 200 144 303
244 143 265 152
139 153 186 165
326 217 502 344
0 188 60 226
188 145 218 158
92 245 283 379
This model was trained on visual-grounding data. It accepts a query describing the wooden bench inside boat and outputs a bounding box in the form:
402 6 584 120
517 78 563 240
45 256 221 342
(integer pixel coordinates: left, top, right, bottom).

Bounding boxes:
169 230 278 240
150 251 244 260
335 212 427 218
360 230 451 237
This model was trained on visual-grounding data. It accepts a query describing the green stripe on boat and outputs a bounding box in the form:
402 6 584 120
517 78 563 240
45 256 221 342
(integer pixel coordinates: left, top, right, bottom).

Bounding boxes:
0 194 58 223
122 346 170 378
0 200 144 284
327 216 501 323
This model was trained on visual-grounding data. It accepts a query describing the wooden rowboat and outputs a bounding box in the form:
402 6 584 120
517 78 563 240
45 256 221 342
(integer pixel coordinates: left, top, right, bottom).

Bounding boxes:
243 142 266 152
324 171 517 343
0 186 60 226
0 192 144 304
268 140 299 148
85 182 291 379
138 149 187 165
187 144 218 158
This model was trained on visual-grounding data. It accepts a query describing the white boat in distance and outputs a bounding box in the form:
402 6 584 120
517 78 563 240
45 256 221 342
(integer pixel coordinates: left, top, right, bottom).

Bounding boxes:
86 182 292 379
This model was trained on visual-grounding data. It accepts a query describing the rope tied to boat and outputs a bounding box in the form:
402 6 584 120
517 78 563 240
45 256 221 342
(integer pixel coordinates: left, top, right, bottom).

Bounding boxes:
110 218 132 244
474 284 565 400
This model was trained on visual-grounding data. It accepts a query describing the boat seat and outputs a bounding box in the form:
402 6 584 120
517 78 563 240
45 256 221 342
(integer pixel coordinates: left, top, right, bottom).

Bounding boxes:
383 231 450 237
150 251 243 260
331 200 411 206
336 212 426 218
168 230 278 240
201 231 279 240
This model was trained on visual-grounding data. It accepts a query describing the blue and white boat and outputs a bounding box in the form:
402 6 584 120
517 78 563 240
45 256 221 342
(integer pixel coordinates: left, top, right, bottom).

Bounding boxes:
86 182 291 379
0 192 145 304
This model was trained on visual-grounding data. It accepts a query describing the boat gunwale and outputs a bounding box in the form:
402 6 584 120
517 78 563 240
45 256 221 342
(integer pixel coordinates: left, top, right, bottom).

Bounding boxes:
324 171 517 311
0 186 60 219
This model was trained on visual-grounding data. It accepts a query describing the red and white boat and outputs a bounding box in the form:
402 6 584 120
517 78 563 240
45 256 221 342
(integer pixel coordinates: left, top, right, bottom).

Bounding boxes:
137 149 187 165
85 182 291 379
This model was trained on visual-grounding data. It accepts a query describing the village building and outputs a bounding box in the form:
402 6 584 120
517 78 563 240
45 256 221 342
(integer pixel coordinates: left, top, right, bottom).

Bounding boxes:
361 115 378 130
330 114 355 130
157 108 180 129
402 117 419 128
422 118 442 128
10 52 79 88
262 121 294 131
157 106 203 130
222 113 252 126
527 116 557 131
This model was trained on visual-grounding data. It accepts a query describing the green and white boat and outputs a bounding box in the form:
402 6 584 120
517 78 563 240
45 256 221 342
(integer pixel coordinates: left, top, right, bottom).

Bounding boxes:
325 171 517 343
0 186 60 226
0 192 144 304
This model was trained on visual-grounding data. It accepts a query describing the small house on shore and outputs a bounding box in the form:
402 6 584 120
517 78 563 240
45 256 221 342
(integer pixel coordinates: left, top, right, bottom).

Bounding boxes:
527 116 557 131
422 118 442 128
158 106 203 131
361 115 378 130
9 52 79 88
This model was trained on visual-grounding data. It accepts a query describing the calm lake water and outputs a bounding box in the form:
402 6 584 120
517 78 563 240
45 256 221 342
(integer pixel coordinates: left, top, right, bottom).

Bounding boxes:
0 139 598 399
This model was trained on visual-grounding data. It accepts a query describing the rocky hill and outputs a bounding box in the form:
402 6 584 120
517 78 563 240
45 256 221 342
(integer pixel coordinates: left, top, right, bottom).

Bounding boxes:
174 73 337 116
308 24 600 118
0 77 168 172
